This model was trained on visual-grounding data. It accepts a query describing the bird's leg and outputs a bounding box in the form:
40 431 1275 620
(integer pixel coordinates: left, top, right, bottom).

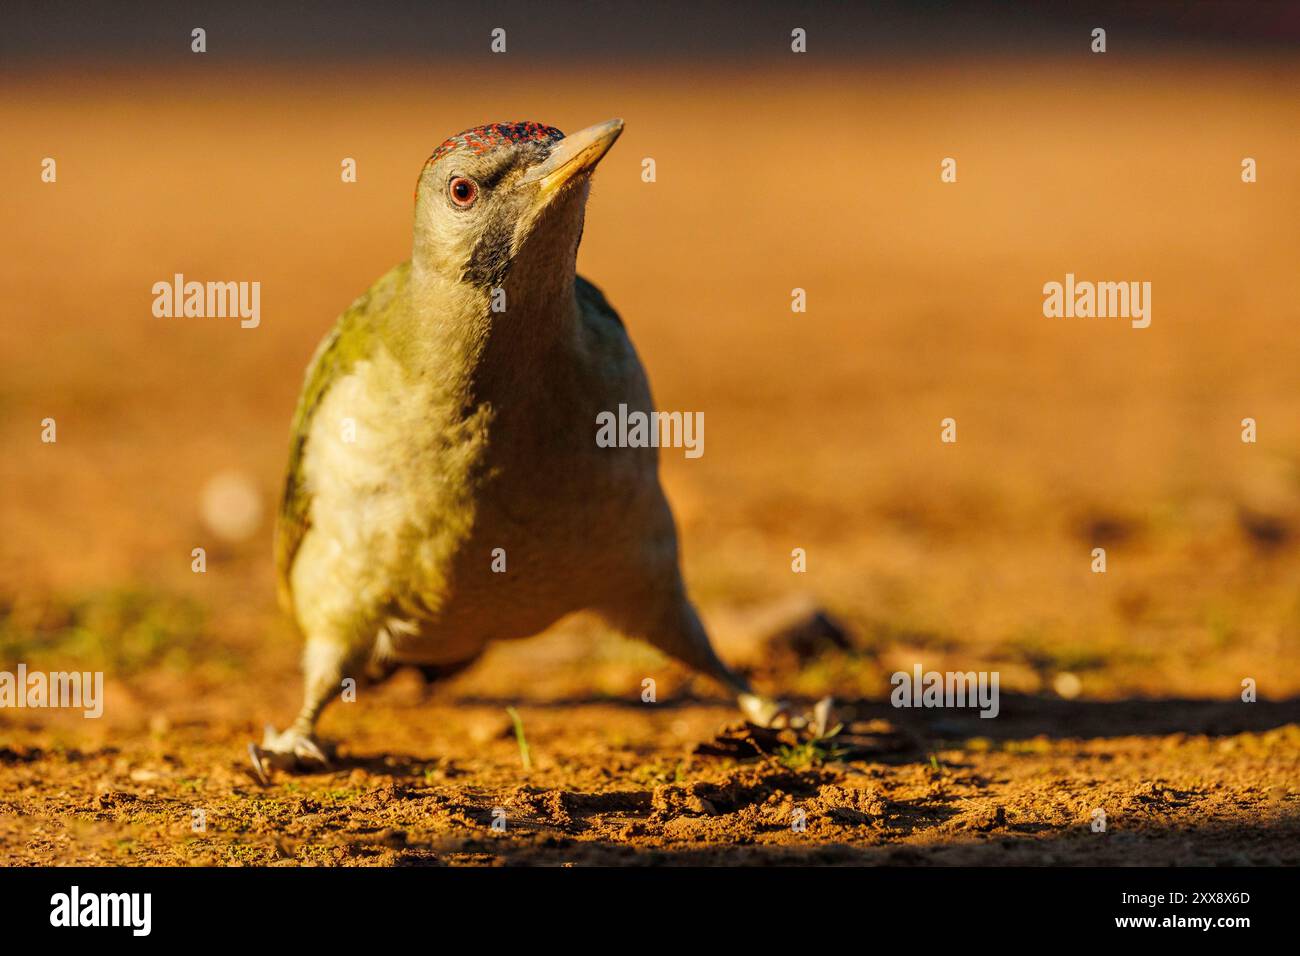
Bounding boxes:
604 587 789 727
250 637 359 782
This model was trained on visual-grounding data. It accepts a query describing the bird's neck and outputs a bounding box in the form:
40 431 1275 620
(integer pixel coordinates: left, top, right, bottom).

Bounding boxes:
398 263 579 402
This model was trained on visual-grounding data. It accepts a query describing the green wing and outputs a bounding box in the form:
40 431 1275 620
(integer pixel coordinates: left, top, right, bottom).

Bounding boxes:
273 262 409 610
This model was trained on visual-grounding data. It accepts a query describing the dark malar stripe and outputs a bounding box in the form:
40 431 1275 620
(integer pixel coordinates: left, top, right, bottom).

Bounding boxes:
462 210 516 288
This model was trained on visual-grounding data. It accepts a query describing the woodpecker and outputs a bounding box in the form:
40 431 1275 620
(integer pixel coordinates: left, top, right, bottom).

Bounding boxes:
253 119 778 777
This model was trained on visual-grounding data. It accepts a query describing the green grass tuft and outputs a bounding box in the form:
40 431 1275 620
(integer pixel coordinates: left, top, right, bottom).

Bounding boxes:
506 706 532 771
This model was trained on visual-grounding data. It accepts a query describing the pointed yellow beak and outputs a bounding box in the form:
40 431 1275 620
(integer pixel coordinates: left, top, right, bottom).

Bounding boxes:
521 118 624 198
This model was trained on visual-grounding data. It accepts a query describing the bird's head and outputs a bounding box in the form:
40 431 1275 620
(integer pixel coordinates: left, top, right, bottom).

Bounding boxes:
412 119 623 298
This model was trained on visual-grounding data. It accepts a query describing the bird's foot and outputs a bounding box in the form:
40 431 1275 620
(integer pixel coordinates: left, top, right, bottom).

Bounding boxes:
738 693 792 728
248 725 330 784
739 694 839 737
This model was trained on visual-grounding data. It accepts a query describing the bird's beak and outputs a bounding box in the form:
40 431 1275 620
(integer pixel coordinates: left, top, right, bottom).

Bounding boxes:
521 118 624 199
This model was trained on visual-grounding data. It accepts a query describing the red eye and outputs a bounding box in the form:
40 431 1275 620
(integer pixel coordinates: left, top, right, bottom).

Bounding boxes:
449 177 478 206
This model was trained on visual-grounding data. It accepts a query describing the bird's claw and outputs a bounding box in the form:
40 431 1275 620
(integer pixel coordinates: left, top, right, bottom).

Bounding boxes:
738 694 838 735
738 693 793 728
248 725 331 784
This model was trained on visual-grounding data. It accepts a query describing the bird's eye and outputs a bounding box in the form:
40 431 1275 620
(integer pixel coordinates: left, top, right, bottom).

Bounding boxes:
448 177 478 207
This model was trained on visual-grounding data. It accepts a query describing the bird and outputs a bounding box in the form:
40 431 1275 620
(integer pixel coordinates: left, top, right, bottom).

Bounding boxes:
251 119 779 777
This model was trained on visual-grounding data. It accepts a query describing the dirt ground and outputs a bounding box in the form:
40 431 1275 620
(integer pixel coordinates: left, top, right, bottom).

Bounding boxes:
1 58 1298 865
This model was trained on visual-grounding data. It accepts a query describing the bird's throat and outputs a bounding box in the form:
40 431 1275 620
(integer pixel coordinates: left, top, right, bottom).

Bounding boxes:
398 261 578 408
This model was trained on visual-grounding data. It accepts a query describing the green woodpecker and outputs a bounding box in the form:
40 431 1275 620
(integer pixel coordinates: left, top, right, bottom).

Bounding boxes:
253 120 778 776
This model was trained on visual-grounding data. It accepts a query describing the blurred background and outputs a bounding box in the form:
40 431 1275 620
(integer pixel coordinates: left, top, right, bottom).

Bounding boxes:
2 0 1299 738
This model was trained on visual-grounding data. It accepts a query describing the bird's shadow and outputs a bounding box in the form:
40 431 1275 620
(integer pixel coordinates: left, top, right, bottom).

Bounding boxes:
321 692 1300 778
300 692 1298 867
442 691 1299 742
845 691 1300 743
